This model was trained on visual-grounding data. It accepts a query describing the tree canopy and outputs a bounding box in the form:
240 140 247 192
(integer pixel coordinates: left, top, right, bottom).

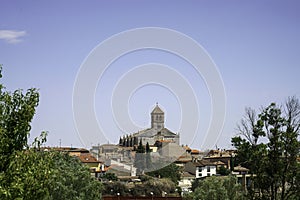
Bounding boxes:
146 163 181 184
0 66 102 199
232 97 300 200
184 176 246 200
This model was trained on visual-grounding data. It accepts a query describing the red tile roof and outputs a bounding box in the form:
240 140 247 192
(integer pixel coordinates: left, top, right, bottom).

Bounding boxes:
76 153 101 163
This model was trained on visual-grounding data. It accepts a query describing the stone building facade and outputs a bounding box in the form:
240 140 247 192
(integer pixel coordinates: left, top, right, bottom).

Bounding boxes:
119 104 180 147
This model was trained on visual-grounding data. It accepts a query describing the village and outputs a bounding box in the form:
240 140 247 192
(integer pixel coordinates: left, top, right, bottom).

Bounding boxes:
42 104 251 198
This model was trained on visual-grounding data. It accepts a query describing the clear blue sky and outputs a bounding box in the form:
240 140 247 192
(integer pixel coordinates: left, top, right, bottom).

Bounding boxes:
1 0 300 150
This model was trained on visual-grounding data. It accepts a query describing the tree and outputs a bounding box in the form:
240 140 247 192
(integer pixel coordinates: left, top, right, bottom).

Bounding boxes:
102 181 129 196
232 97 300 200
146 163 181 184
130 137 133 147
133 137 138 146
0 66 39 172
185 176 246 200
0 132 102 200
102 172 118 181
119 137 122 145
136 139 145 153
217 165 230 175
0 66 102 199
146 142 150 153
145 142 152 170
143 178 176 196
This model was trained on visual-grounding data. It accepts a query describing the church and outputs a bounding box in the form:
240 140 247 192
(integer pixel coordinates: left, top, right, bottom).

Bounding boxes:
119 103 180 147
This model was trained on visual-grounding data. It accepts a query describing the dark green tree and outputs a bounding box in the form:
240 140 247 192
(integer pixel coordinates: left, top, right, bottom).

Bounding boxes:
133 136 138 146
146 142 150 153
0 132 102 200
136 139 145 153
146 163 181 184
122 136 126 146
130 137 133 147
126 135 129 147
102 172 118 181
0 66 102 199
185 176 246 200
217 165 230 175
232 97 300 200
143 178 176 196
145 142 152 170
102 181 129 196
119 137 122 145
0 66 39 172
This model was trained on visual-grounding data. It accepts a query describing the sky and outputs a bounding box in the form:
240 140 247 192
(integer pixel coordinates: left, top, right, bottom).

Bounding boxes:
1 0 300 150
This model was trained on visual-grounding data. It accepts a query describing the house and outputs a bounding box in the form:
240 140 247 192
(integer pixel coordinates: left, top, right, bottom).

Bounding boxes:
42 147 105 178
203 149 235 169
77 153 105 178
105 159 137 177
232 165 253 191
175 146 205 167
42 147 89 155
185 159 216 178
178 172 195 194
91 144 123 161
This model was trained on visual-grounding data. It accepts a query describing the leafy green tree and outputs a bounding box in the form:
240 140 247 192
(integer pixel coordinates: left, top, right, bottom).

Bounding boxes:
186 176 246 200
102 172 118 181
0 66 39 172
217 165 230 175
0 66 102 199
232 97 300 200
146 163 181 184
1 133 102 200
143 178 176 196
102 181 129 196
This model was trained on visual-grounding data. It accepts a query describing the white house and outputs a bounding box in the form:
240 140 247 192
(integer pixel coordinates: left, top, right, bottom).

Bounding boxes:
185 159 217 178
178 172 195 194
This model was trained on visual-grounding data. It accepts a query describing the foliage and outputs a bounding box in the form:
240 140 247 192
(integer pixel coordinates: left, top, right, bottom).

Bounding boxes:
185 176 246 200
146 163 181 184
145 142 151 153
102 177 177 197
136 139 145 153
102 172 118 181
143 178 176 196
217 165 231 175
0 66 39 172
232 97 300 200
0 134 102 200
0 66 102 199
145 142 152 170
102 181 129 196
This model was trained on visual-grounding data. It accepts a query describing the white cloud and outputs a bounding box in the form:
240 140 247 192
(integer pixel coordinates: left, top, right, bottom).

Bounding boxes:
0 30 27 44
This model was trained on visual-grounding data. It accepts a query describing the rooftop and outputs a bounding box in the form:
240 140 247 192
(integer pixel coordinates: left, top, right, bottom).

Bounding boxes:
151 104 164 114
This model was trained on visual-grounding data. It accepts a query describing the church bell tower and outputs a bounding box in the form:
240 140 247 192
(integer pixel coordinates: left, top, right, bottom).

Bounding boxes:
151 103 164 131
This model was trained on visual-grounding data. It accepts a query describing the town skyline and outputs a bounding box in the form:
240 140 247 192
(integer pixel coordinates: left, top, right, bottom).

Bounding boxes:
1 1 300 150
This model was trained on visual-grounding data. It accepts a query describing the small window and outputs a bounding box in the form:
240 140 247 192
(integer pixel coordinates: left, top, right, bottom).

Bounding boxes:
207 166 210 172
